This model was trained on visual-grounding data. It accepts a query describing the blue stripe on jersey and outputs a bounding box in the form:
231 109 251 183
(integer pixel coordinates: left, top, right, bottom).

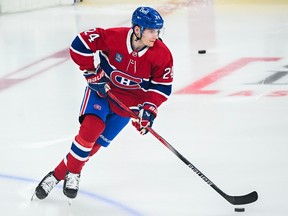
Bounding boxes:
139 80 172 97
150 83 172 97
99 52 114 76
138 79 149 90
71 142 91 160
71 36 93 55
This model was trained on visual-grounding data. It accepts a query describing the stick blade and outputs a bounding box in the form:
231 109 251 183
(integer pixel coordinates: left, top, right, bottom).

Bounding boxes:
226 191 258 205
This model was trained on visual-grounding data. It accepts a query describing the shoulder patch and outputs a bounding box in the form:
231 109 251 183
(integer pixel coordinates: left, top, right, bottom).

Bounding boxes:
115 53 123 63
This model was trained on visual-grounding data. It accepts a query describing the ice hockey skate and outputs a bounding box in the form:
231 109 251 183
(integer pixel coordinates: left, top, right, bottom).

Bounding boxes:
63 172 81 199
32 171 59 200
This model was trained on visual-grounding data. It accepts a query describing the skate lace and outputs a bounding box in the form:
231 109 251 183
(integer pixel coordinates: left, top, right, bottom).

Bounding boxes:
66 173 80 190
41 175 58 193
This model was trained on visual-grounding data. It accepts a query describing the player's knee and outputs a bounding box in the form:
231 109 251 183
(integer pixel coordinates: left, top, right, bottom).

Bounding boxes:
89 143 102 157
78 115 105 146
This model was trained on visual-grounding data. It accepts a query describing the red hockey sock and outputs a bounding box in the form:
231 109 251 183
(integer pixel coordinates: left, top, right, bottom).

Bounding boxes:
54 158 67 180
89 143 102 157
66 115 105 174
54 142 102 180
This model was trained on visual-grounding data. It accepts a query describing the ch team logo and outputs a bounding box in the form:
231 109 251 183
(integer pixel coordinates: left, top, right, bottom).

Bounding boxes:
110 70 142 90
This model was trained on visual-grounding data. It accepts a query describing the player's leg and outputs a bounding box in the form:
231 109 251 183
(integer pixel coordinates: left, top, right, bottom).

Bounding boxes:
34 88 108 199
63 114 105 198
62 112 130 197
62 88 110 198
95 113 130 148
53 142 101 181
34 114 105 200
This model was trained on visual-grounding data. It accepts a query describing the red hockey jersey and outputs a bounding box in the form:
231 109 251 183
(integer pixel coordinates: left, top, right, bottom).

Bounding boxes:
70 27 173 117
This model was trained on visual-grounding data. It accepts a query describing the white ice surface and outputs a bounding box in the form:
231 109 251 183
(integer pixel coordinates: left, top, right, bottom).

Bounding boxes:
0 1 288 216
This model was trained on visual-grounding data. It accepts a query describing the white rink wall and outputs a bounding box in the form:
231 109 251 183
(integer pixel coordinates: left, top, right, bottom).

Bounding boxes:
0 0 74 14
1 0 288 15
0 0 182 14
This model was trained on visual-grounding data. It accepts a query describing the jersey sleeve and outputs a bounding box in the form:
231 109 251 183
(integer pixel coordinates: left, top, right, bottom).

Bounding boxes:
69 28 108 71
145 45 173 108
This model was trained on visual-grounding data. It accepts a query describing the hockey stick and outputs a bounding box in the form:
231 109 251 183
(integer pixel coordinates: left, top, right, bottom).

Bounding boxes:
107 91 258 205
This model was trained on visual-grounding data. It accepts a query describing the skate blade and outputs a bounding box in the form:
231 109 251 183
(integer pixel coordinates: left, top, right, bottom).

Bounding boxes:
68 198 72 206
31 192 36 201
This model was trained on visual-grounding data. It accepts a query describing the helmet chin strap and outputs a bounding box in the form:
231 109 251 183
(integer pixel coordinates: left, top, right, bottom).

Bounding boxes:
133 30 142 41
135 33 141 41
133 26 143 41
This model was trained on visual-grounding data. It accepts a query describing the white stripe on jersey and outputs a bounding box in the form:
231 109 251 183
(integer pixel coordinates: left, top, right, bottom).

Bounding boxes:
70 46 94 57
151 79 173 85
78 33 91 50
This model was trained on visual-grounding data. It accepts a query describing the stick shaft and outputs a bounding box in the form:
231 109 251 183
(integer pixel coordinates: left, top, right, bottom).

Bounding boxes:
107 91 258 205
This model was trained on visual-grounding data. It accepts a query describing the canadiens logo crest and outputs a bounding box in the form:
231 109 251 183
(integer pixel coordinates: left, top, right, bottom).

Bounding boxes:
110 70 142 89
115 53 123 63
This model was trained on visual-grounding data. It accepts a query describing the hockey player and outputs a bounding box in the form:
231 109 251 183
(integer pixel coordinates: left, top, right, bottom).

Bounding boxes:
33 6 173 200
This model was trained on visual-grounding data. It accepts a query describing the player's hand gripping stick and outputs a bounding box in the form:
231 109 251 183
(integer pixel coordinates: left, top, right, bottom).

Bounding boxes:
132 103 157 135
83 69 110 97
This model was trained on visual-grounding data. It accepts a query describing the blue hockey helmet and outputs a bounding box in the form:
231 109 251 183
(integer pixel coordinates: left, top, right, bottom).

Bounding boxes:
132 6 164 32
